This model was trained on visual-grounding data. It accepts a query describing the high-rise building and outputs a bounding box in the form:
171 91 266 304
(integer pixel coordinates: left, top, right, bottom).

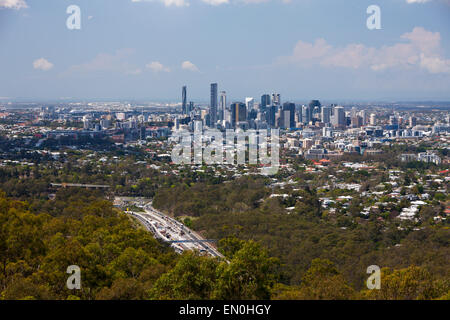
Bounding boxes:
261 94 271 113
282 102 296 129
219 91 226 121
248 109 258 121
359 110 367 125
309 100 321 121
409 116 417 127
100 119 110 130
210 83 218 127
351 116 363 128
267 105 277 127
182 86 187 115
389 115 398 126
370 113 377 126
231 102 247 127
321 106 332 124
297 108 303 125
193 120 203 132
332 106 346 128
302 105 310 124
272 93 281 106
83 117 90 130
139 126 146 140
245 97 254 112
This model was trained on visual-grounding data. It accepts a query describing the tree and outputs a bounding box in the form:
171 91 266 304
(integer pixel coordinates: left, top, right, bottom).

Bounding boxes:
294 259 355 300
214 241 279 300
360 266 448 300
150 252 218 300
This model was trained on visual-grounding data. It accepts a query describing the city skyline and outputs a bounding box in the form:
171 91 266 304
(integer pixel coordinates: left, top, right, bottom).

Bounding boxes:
0 0 450 101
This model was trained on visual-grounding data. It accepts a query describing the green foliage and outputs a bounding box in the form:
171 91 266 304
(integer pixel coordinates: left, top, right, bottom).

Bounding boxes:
150 252 218 300
360 266 449 300
214 241 279 300
0 191 176 300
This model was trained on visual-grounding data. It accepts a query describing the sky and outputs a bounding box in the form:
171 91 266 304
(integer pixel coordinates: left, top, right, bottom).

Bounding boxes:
0 0 450 102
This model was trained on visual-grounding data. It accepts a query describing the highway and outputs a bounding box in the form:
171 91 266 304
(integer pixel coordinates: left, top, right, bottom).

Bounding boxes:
127 202 224 259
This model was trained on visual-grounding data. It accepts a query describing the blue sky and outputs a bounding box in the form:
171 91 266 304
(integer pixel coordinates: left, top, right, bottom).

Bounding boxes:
0 0 450 101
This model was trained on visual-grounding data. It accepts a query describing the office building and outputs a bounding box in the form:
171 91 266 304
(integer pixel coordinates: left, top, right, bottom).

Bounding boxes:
332 106 346 128
321 106 332 124
282 102 296 129
210 83 218 127
182 86 187 115
231 102 247 127
245 97 254 112
219 91 226 121
370 113 377 126
261 94 271 113
272 93 281 106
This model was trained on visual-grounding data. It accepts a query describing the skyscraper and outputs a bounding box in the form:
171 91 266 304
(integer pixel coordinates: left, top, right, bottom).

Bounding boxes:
210 83 218 127
321 106 331 124
231 102 247 127
245 97 254 111
308 100 321 121
261 94 271 113
359 110 367 125
182 86 187 115
370 113 377 126
302 105 310 124
267 105 277 127
332 106 346 128
282 102 296 129
272 93 281 106
219 91 226 121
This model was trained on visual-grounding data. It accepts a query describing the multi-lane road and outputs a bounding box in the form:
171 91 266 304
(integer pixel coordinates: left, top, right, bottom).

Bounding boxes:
127 202 224 259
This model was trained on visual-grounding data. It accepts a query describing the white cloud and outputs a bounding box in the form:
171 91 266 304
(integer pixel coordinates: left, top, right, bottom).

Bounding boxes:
181 61 199 72
33 58 54 71
0 0 28 9
279 27 450 74
146 61 171 72
420 54 450 74
285 38 332 62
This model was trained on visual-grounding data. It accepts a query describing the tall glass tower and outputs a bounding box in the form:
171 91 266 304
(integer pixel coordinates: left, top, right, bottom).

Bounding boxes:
219 91 226 121
182 86 187 115
210 83 218 127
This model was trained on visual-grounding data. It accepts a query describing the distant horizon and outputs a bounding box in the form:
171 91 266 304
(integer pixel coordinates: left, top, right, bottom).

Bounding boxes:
2 97 450 106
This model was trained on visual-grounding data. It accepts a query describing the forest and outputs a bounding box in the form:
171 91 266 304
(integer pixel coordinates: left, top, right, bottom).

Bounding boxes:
0 182 447 299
